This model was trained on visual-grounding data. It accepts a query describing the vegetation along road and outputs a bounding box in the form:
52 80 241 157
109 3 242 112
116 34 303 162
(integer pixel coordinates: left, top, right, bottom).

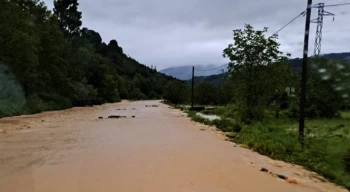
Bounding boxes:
0 101 347 192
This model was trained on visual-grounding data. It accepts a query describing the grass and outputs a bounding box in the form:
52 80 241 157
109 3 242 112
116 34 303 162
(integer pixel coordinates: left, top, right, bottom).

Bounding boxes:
183 105 350 190
341 111 350 119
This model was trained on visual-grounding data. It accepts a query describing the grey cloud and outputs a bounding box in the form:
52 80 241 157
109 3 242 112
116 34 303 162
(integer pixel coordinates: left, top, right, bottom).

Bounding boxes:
43 0 350 69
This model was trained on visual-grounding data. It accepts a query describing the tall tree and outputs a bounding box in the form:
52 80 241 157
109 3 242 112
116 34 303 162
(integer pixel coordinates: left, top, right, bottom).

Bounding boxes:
81 27 102 49
53 0 82 36
223 24 290 122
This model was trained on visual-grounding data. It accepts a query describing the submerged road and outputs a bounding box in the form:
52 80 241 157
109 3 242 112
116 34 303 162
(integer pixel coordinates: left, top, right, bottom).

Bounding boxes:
0 101 346 192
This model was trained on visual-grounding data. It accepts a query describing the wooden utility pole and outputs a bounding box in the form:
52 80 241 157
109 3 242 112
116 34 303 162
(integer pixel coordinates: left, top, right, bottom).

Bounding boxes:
299 0 313 146
191 66 194 109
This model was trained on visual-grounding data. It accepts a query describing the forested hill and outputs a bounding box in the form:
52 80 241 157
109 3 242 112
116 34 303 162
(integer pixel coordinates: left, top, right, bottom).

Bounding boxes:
0 0 179 117
189 52 350 85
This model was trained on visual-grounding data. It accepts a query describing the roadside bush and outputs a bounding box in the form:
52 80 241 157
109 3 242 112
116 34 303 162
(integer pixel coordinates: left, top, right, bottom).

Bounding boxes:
221 104 238 117
212 118 233 132
237 106 265 124
25 94 48 114
25 93 72 114
187 112 213 126
70 81 98 106
345 148 350 174
184 103 350 189
232 122 242 132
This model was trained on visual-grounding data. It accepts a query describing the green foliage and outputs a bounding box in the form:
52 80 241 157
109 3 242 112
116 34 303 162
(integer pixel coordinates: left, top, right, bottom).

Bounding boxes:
345 148 350 174
290 57 350 118
194 82 217 105
0 0 179 117
54 0 82 36
129 88 146 100
216 80 235 104
184 104 350 189
163 81 189 104
69 80 97 106
223 24 292 123
213 118 242 133
25 93 72 114
186 74 234 105
0 65 26 117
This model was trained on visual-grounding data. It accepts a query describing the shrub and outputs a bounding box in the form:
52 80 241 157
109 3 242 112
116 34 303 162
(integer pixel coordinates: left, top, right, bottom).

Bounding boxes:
212 119 233 132
0 65 26 117
25 93 72 114
232 123 242 133
237 106 265 124
345 148 350 174
70 81 98 106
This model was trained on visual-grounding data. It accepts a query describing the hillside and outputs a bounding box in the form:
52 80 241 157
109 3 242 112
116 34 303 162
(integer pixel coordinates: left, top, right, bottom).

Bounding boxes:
160 64 228 80
185 73 228 86
0 0 179 117
184 52 350 84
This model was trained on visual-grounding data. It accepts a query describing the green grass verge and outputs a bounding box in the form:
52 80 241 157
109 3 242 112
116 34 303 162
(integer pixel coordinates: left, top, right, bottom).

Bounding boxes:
184 107 350 190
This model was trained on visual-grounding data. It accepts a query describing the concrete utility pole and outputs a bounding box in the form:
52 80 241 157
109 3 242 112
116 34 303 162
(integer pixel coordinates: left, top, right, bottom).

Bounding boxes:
311 3 335 56
299 0 313 146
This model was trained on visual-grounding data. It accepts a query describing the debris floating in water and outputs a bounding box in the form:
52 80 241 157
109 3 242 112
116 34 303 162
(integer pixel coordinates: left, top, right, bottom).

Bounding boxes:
145 105 159 107
108 115 127 119
276 174 288 180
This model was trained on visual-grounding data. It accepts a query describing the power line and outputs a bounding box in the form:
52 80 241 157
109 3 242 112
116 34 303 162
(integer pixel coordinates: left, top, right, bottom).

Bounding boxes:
275 18 304 42
272 11 306 36
272 2 350 36
322 2 350 7
194 64 228 72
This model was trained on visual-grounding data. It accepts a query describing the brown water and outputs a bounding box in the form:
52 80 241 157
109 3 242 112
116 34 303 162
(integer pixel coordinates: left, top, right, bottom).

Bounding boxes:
0 100 347 192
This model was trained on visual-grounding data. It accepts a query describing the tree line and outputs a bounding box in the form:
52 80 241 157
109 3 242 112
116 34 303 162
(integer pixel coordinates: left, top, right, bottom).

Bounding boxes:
0 0 181 117
164 25 350 121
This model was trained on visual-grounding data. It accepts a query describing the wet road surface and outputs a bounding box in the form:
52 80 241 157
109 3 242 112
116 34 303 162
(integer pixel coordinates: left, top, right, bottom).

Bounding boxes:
0 101 346 192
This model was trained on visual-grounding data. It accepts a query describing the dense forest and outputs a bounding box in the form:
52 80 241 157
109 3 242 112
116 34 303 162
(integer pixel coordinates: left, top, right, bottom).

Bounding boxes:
0 0 182 117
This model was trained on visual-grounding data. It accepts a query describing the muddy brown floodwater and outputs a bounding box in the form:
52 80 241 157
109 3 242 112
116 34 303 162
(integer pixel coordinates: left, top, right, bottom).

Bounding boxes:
0 101 347 192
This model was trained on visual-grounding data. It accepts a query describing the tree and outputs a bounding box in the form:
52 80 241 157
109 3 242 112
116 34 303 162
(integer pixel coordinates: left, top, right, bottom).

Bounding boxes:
0 0 41 97
108 40 124 54
217 80 235 105
54 0 82 36
0 64 26 117
81 28 102 49
163 81 189 104
194 82 217 105
290 57 350 118
0 0 181 117
117 75 128 99
223 24 290 123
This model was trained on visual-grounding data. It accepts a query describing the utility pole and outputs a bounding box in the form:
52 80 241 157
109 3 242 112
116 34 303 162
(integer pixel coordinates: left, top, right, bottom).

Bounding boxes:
191 66 194 109
299 0 313 146
311 3 335 56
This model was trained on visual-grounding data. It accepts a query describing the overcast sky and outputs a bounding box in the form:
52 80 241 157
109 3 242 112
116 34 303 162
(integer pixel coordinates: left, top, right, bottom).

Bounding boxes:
43 0 350 70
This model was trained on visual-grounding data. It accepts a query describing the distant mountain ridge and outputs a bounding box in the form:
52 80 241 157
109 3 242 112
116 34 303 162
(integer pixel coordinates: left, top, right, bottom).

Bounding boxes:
160 64 228 80
161 52 350 80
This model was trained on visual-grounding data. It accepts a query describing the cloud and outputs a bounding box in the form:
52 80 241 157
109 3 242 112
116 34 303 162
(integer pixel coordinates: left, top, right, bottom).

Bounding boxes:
42 0 350 69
